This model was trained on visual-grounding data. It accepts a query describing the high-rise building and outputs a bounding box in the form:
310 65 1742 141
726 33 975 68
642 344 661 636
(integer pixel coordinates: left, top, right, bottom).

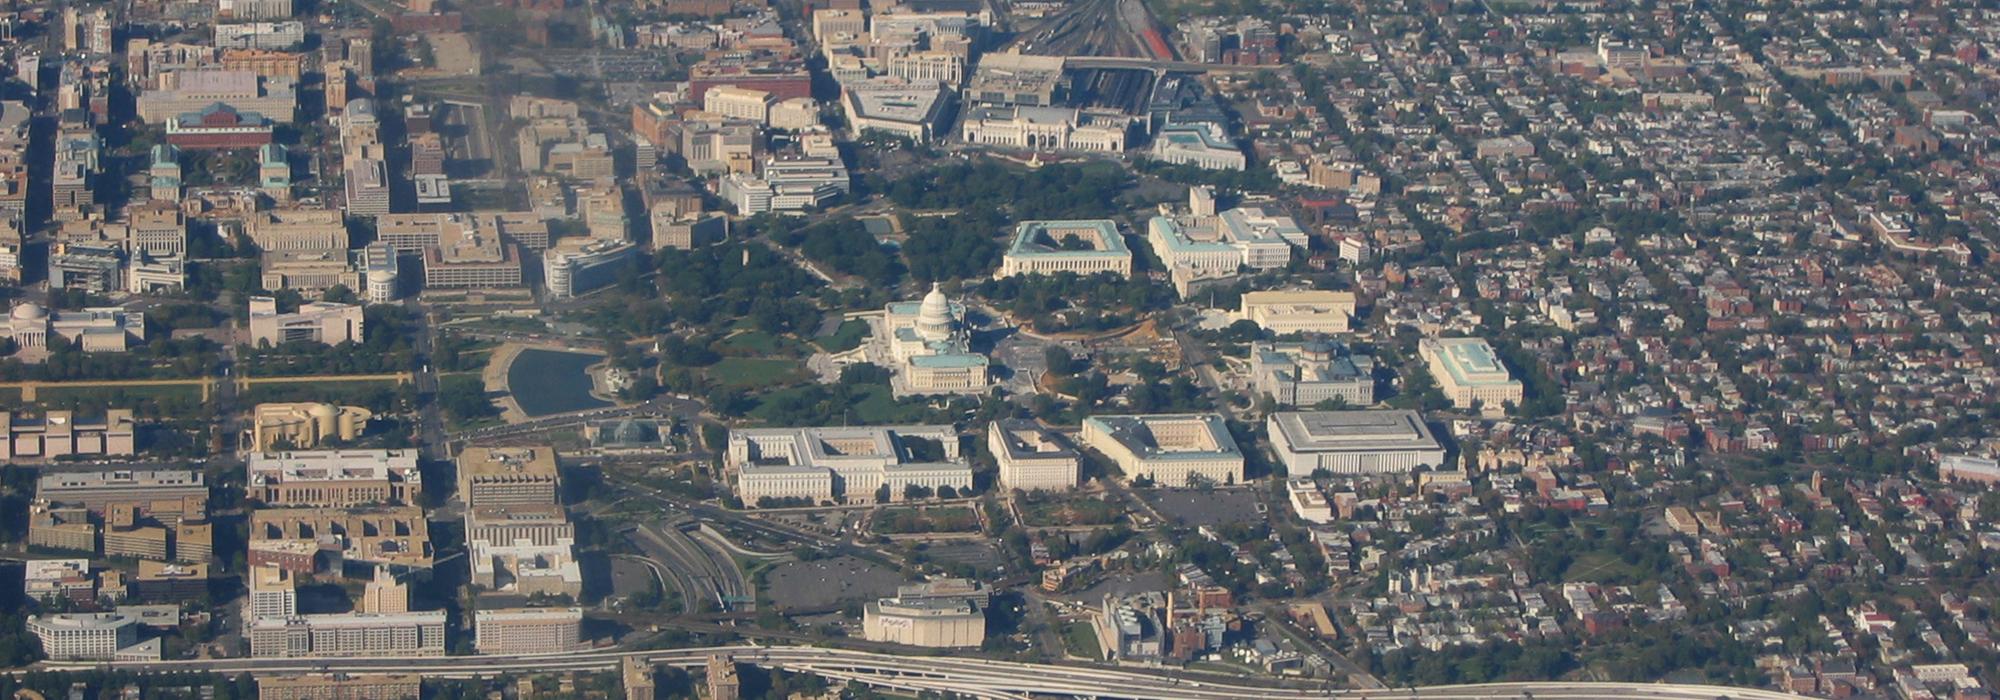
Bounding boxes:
248 565 298 623
359 567 408 614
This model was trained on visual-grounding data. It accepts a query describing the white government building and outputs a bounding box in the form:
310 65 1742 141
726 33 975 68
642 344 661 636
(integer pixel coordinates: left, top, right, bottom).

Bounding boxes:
1419 337 1523 416
729 425 973 505
959 105 1128 152
997 220 1133 278
1080 413 1244 486
1237 289 1358 335
1266 410 1447 475
876 284 992 396
987 420 1080 492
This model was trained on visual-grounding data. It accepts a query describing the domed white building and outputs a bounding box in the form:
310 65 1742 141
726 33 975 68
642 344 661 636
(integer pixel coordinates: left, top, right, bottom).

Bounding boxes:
5 303 146 362
880 284 992 396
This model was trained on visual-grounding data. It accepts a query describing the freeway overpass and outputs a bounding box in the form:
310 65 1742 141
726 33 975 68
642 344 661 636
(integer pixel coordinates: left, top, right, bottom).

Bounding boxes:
1062 55 1283 74
44 645 1803 700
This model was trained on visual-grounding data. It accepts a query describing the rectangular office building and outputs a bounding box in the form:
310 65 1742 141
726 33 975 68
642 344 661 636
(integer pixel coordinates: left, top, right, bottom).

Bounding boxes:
1266 410 1447 475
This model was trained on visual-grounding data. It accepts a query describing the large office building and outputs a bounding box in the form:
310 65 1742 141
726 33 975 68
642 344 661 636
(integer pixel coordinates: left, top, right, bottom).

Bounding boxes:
249 507 431 574
467 505 582 597
862 579 988 648
137 69 297 124
36 468 204 514
27 612 147 660
1145 188 1306 295
421 232 523 289
1237 290 1358 335
1080 414 1244 487
472 607 584 655
458 446 561 509
1148 123 1245 170
256 674 422 700
250 404 376 452
728 426 972 506
965 52 1065 107
1266 410 1447 475
248 611 447 658
2 410 137 459
987 420 1079 492
376 212 550 252
1251 341 1375 407
876 284 990 396
997 220 1133 278
247 297 364 346
248 449 421 506
842 78 954 143
719 155 851 214
242 208 348 253
4 303 147 361
544 238 639 299
1418 337 1523 416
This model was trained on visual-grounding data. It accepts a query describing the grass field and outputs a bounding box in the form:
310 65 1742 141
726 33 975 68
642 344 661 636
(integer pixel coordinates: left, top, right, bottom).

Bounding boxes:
1561 551 1645 583
813 319 870 353
35 384 203 405
1062 621 1103 661
721 331 815 358
707 357 806 388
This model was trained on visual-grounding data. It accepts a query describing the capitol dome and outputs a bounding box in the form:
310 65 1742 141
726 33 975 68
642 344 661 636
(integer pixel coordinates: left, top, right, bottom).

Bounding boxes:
10 303 47 322
915 283 955 341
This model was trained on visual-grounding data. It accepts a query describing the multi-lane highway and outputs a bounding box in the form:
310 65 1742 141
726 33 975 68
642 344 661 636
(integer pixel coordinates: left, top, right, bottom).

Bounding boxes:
43 644 1807 700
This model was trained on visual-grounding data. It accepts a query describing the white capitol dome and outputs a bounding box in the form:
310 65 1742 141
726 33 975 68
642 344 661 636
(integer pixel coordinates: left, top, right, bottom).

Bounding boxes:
915 283 956 341
10 302 47 322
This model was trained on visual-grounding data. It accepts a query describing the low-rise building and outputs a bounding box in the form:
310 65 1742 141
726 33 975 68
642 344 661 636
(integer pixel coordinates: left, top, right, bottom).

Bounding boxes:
472 607 584 655
1266 410 1447 475
3 303 147 362
249 507 431 574
1236 290 1357 335
1080 414 1243 486
251 404 376 452
1251 341 1374 407
27 612 147 660
862 579 988 648
1418 337 1522 416
842 78 954 143
987 420 1079 492
247 297 363 346
997 220 1132 278
256 674 422 700
248 448 421 506
248 611 447 658
2 410 137 459
729 425 971 505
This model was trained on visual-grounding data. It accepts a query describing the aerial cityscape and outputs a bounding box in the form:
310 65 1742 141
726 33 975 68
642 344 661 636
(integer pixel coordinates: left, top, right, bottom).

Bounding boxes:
0 0 1993 696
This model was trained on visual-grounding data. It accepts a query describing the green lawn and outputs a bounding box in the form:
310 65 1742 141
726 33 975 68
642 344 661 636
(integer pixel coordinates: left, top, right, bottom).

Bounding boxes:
33 384 203 409
1561 551 1644 583
707 357 806 388
849 384 932 423
813 319 870 353
1062 621 1103 661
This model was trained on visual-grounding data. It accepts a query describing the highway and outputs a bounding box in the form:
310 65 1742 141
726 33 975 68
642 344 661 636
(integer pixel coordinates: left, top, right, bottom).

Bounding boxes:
42 645 1808 700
